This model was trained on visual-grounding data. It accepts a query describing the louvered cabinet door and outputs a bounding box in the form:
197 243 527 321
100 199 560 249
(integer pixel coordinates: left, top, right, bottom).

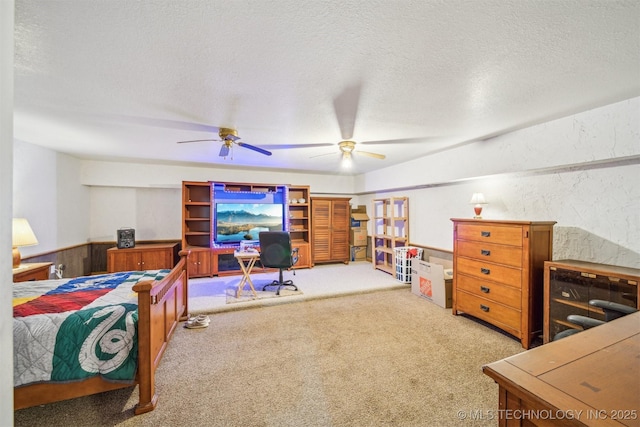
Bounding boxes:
311 199 331 263
330 198 350 262
311 197 351 264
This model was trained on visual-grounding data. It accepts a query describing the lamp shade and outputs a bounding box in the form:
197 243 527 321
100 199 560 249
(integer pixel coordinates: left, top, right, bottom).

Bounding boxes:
12 218 38 247
469 193 487 205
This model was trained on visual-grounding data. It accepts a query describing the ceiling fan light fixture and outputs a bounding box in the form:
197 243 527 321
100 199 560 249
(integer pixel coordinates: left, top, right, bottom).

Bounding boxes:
341 151 352 168
218 127 238 140
338 140 356 154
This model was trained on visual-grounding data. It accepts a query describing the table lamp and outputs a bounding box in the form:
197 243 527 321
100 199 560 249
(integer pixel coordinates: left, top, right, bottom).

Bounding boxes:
12 218 39 268
469 193 487 219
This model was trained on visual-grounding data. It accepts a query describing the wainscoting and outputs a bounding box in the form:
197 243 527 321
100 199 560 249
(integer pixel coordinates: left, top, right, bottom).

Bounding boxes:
22 238 447 280
22 240 181 278
362 237 452 264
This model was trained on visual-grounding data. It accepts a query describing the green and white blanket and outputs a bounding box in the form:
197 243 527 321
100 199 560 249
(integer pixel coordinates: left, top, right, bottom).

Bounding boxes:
13 270 168 387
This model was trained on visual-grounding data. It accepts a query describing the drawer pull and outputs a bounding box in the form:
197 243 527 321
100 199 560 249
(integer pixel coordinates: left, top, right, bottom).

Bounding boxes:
480 249 491 256
481 231 491 237
480 286 490 293
480 304 490 312
480 268 491 275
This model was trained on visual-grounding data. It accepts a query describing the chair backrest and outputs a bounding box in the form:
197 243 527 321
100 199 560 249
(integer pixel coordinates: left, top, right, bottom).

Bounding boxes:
258 231 297 269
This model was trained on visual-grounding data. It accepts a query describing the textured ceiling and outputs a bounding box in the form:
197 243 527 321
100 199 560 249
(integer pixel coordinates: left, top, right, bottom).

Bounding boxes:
13 0 640 175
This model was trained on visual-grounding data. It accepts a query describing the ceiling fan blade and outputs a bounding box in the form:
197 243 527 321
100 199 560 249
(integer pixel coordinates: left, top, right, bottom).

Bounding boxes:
93 114 219 133
219 144 230 157
177 139 219 144
259 143 334 150
356 150 386 160
310 151 339 159
237 142 272 156
333 84 361 140
360 137 441 146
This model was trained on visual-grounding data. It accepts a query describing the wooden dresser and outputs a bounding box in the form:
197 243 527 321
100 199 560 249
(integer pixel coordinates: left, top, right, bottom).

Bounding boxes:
451 219 556 349
13 262 52 282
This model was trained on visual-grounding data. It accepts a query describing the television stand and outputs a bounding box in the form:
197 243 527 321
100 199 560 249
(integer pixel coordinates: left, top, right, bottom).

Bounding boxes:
182 181 312 278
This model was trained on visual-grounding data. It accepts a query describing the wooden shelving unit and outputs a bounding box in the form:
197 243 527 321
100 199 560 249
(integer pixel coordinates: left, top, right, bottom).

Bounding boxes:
288 185 312 268
182 181 314 277
182 181 214 277
222 182 279 193
182 181 213 249
372 197 409 275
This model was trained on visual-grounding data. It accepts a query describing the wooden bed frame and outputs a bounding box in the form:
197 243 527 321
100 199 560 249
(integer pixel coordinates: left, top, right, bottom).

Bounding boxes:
14 250 190 415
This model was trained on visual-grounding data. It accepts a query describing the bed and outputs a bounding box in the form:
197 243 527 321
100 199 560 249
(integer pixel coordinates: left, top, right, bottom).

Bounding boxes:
13 250 189 415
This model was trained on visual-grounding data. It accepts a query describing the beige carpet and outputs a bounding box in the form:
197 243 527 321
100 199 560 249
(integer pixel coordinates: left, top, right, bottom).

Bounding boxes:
14 285 524 427
226 287 303 304
187 261 407 314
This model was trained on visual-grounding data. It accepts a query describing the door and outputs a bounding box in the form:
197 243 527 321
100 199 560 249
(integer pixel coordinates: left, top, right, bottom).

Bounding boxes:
188 250 211 277
141 249 173 270
330 199 350 261
293 243 310 269
311 199 331 262
108 251 141 272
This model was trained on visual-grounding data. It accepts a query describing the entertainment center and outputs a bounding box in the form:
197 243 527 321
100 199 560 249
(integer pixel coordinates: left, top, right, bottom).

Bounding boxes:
182 181 311 278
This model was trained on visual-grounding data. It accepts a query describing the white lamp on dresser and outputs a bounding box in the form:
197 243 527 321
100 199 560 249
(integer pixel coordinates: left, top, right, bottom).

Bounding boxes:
12 218 39 268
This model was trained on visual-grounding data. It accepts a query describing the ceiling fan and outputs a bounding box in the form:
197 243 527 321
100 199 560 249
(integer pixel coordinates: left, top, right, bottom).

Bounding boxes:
324 140 385 164
338 140 385 160
176 127 272 158
260 84 435 164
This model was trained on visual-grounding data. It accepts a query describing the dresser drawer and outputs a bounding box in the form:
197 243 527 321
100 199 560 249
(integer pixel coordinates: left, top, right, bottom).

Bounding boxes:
457 223 523 246
456 291 521 336
457 274 521 309
456 257 522 288
456 240 523 268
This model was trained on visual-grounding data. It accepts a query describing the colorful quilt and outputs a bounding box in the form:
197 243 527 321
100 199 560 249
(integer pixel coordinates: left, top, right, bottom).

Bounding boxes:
13 270 169 388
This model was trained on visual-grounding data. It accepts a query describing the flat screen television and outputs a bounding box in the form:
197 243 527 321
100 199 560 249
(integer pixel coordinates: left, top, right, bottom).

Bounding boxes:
215 203 285 244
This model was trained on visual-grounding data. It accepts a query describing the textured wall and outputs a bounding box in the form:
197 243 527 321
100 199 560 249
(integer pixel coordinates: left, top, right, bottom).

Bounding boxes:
14 98 640 268
353 98 640 268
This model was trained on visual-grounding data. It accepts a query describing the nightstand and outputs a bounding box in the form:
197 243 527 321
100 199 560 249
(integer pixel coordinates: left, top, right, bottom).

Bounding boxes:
13 262 53 282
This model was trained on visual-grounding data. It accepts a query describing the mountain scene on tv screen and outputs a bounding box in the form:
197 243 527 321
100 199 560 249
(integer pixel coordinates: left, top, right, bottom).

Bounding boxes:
217 205 283 241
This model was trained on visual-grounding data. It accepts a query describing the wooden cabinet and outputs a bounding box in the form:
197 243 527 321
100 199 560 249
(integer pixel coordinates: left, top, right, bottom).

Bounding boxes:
451 219 555 349
294 243 310 269
107 243 179 273
288 185 312 269
311 197 351 264
187 248 212 278
13 262 52 282
543 259 639 343
372 197 409 275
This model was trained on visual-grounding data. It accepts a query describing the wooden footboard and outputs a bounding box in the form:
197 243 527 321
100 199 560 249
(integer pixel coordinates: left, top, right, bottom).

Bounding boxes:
132 250 189 414
14 250 189 415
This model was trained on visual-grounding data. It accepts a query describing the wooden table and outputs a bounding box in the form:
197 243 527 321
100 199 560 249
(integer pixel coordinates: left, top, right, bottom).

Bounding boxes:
483 311 640 427
234 250 260 298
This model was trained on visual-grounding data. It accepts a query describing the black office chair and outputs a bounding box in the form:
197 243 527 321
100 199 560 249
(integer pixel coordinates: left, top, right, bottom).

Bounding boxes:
553 299 638 340
258 231 299 295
